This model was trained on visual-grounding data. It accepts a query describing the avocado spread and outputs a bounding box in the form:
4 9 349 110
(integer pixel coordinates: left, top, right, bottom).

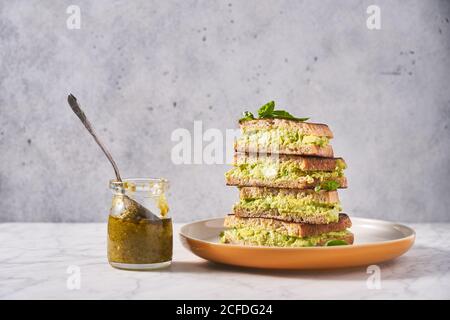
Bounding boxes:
235 195 341 223
225 158 346 183
238 128 329 148
220 227 349 247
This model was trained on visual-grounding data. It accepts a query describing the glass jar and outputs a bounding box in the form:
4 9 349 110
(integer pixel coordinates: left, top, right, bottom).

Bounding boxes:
107 178 172 270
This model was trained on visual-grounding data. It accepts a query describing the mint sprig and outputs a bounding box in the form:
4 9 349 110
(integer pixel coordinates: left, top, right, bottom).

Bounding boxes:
239 111 255 122
240 101 309 122
257 101 275 118
314 180 340 192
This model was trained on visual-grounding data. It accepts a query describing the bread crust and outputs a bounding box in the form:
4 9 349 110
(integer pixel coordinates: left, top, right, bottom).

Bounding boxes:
226 175 348 190
233 207 336 224
333 232 354 246
239 119 334 138
235 142 334 158
233 153 345 172
239 187 340 203
224 213 352 237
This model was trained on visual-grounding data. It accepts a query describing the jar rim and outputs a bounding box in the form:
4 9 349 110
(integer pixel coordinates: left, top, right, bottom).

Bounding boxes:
109 178 169 194
109 177 169 185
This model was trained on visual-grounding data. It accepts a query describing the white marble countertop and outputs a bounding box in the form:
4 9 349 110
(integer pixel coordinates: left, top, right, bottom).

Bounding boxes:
0 222 449 300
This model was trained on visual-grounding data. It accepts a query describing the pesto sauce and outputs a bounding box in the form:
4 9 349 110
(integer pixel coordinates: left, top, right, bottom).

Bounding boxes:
107 215 173 265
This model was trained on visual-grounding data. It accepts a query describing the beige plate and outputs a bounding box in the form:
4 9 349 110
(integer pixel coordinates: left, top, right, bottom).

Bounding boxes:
179 217 415 270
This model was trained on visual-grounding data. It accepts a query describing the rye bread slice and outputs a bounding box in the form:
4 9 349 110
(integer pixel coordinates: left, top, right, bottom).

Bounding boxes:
239 187 340 203
239 119 334 138
226 175 348 190
224 213 352 238
233 206 338 224
235 142 334 158
233 153 345 172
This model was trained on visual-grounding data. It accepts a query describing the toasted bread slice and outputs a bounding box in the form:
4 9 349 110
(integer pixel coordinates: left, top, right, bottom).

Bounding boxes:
234 187 341 224
221 215 354 247
235 142 334 157
239 119 334 138
233 153 345 172
233 205 341 224
227 175 347 190
239 187 340 203
224 213 352 238
227 153 347 189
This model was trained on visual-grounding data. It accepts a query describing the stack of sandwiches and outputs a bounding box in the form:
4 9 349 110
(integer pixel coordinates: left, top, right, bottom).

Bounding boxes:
222 115 353 247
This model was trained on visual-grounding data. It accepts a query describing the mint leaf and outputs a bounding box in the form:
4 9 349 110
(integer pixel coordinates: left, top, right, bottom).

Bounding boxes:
325 240 349 246
240 101 309 122
271 110 294 118
272 110 309 121
239 111 255 122
320 180 340 191
258 101 275 118
314 181 339 192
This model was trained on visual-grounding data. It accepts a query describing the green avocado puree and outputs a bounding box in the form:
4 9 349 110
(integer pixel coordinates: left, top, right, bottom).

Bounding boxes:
220 227 349 247
235 194 341 223
239 128 329 148
225 158 346 183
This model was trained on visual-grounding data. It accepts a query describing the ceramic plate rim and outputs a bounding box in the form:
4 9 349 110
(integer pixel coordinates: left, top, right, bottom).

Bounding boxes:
179 216 416 250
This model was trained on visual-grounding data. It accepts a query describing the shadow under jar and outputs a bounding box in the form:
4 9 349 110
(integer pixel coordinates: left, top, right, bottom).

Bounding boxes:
107 178 172 270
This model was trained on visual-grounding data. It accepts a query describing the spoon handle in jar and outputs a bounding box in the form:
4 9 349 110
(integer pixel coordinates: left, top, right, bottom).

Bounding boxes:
67 94 122 182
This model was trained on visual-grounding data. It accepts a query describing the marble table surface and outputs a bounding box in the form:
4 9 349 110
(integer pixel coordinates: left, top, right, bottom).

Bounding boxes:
1 222 449 300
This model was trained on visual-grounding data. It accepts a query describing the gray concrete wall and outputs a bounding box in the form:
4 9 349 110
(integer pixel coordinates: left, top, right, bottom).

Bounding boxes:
1 0 449 222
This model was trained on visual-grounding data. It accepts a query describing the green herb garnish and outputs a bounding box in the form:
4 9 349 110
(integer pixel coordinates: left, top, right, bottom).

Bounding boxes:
239 111 255 122
325 239 349 246
314 180 340 192
257 101 275 118
240 101 309 122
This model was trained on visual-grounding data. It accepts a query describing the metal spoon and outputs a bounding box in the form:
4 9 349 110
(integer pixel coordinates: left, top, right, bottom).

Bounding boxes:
67 94 160 222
